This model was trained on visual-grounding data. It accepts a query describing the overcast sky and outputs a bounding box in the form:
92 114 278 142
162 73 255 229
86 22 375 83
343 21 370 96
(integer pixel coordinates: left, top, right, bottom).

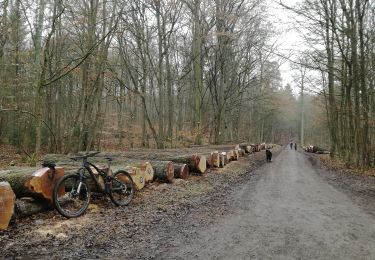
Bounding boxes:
268 0 304 88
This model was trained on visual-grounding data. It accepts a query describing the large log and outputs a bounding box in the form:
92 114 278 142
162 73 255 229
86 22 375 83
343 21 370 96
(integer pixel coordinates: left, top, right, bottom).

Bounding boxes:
84 165 107 191
0 167 64 203
14 197 51 218
228 150 239 161
205 153 214 168
111 158 155 190
234 150 240 160
237 148 245 157
45 155 155 184
166 155 206 174
250 144 259 152
44 153 120 166
46 152 208 174
123 166 145 190
173 163 189 179
239 143 252 153
223 152 231 163
219 153 226 168
211 151 220 168
0 182 16 230
151 161 174 183
312 146 328 153
119 159 154 183
114 153 206 174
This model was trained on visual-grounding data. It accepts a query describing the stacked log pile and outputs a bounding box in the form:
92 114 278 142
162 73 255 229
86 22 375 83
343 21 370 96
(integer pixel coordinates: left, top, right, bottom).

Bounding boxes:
304 145 330 154
0 142 277 229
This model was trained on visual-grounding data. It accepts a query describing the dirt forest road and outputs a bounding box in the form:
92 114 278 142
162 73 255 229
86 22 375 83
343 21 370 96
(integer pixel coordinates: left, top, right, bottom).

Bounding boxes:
2 147 375 260
158 148 375 260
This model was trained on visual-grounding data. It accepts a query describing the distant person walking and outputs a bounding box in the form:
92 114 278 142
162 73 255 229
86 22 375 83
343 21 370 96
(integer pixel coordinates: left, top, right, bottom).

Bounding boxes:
294 143 297 150
290 142 293 150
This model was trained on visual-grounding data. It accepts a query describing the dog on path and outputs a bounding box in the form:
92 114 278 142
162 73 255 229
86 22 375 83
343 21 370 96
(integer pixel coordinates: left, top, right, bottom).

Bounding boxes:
266 149 272 162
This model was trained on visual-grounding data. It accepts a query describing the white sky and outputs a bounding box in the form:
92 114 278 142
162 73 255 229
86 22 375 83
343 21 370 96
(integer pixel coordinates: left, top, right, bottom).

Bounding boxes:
268 0 305 88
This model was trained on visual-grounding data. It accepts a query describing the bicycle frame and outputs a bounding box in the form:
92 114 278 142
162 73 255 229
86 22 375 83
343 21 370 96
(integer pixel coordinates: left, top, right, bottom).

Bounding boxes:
76 157 110 194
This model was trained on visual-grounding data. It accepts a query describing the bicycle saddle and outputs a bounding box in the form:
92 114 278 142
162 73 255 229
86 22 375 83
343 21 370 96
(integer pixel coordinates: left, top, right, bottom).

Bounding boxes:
42 162 56 169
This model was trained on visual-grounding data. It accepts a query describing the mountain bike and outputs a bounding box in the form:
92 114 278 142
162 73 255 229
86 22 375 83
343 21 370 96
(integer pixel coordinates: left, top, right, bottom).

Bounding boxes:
52 151 134 218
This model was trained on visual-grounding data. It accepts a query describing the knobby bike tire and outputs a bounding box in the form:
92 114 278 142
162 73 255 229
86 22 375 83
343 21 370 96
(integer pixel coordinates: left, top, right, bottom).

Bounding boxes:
53 173 91 218
109 170 134 206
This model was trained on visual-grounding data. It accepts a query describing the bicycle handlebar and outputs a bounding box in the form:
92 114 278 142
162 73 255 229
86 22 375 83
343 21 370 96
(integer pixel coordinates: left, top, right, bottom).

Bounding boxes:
70 151 101 161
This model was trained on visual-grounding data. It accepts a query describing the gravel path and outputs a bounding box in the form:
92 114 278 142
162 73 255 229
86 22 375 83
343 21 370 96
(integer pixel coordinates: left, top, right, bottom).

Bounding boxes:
158 147 375 259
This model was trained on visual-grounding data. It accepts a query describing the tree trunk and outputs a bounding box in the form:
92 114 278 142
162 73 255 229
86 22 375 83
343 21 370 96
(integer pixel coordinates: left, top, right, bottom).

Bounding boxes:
156 0 165 149
192 0 203 145
33 0 46 157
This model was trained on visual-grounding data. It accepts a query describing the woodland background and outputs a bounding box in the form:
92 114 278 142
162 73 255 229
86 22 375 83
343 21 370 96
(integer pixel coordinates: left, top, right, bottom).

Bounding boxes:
0 0 373 167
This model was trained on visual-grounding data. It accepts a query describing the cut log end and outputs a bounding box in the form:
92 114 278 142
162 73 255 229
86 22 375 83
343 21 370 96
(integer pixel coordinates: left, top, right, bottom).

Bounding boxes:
219 153 226 168
117 160 154 183
174 163 189 179
125 167 145 190
152 161 174 183
164 162 175 182
211 151 220 168
193 155 207 174
0 182 16 230
237 148 245 157
143 162 155 182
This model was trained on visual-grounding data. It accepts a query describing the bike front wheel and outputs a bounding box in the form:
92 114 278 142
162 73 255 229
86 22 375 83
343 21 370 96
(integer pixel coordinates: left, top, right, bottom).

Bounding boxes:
109 170 134 206
53 173 91 218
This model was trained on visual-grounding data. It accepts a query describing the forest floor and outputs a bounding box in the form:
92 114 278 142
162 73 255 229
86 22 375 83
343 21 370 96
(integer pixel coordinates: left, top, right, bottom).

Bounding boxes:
1 146 375 259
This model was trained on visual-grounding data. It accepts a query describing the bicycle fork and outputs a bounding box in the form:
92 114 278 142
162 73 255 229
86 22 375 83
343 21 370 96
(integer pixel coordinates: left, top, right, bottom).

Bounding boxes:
105 176 112 193
75 172 85 194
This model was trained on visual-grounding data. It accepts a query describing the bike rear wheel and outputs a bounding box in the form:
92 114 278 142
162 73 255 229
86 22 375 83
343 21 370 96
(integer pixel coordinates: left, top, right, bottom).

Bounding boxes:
109 170 134 206
53 173 90 218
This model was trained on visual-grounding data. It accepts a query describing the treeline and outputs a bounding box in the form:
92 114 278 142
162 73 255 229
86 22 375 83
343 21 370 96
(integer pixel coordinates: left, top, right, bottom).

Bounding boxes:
291 0 375 167
0 0 287 156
